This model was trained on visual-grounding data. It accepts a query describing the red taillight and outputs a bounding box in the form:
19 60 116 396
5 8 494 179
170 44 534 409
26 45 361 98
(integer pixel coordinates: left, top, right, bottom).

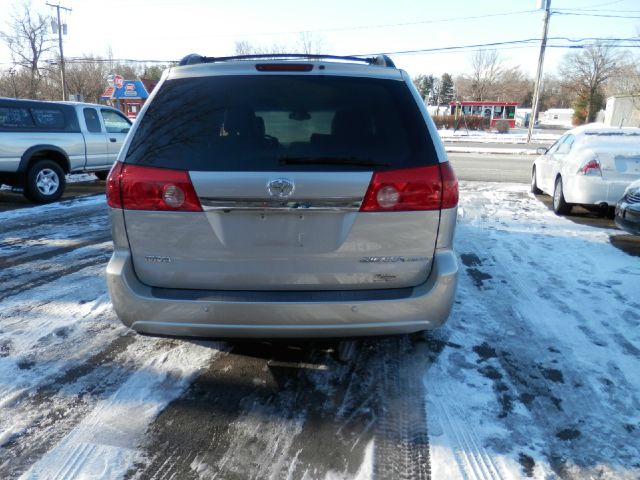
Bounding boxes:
109 164 202 211
359 163 458 212
578 159 602 176
256 63 314 72
106 161 124 208
440 161 459 209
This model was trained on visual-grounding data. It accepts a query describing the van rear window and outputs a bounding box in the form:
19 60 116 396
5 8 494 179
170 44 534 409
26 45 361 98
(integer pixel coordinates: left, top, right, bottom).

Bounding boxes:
125 75 438 171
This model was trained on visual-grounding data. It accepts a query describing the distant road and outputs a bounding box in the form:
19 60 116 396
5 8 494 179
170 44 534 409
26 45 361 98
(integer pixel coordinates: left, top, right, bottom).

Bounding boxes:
448 152 533 184
445 141 547 152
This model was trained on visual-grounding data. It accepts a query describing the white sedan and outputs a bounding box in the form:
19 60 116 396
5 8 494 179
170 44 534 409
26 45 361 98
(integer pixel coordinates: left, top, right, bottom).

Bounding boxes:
531 124 640 215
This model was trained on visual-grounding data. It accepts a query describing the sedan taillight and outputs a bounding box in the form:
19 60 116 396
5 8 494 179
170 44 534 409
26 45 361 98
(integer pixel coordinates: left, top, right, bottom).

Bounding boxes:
359 163 458 212
106 161 202 212
578 159 602 176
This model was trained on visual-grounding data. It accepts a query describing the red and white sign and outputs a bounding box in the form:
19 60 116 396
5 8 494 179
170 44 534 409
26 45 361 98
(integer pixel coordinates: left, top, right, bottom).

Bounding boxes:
114 75 124 88
101 86 115 98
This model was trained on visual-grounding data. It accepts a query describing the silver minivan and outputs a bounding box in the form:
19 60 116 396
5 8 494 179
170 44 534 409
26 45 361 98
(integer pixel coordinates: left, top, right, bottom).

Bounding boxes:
106 54 458 338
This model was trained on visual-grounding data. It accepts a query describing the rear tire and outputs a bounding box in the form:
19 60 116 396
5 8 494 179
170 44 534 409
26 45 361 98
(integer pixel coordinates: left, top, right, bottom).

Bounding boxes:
552 176 572 215
95 171 109 181
24 159 66 204
531 167 542 194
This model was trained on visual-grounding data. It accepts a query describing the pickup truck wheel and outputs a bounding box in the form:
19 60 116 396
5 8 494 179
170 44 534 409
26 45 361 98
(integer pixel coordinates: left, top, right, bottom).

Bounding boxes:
95 171 109 181
25 160 66 204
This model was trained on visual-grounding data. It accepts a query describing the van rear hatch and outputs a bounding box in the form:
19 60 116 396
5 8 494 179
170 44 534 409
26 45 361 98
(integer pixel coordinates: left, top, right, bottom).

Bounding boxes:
120 71 448 291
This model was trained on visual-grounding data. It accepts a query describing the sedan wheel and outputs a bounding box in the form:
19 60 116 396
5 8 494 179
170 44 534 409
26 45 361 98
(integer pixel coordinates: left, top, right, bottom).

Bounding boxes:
531 167 542 194
552 177 572 215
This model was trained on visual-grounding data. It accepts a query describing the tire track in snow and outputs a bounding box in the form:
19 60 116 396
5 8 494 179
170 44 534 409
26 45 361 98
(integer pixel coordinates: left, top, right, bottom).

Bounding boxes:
19 340 217 480
426 182 640 479
131 337 435 480
0 333 136 479
428 385 505 480
1 195 222 479
373 336 431 480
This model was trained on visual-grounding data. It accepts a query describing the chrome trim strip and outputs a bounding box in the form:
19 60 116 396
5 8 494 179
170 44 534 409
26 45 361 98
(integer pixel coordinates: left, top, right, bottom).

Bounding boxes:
199 197 362 211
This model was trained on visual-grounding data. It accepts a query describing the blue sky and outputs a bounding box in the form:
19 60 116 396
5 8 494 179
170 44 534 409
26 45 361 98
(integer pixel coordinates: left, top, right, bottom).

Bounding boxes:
0 0 638 78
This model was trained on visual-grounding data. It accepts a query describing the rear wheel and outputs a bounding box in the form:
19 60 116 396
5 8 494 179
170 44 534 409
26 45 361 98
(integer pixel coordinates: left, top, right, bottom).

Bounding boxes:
95 171 109 181
531 167 542 194
552 176 572 215
24 160 66 204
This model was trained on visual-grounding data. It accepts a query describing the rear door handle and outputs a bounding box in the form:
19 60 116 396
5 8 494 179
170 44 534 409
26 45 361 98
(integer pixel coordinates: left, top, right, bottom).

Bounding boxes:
109 138 117 142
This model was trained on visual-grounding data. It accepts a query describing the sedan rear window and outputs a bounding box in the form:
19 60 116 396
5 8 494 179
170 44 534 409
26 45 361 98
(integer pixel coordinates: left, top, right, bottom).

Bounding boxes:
125 75 437 171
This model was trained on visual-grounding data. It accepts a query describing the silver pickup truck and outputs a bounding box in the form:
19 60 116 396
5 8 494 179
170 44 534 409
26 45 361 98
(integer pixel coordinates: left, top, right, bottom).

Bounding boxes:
0 98 131 203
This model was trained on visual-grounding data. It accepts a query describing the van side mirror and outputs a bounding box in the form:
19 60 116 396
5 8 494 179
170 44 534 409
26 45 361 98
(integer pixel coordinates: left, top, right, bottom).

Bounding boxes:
536 147 547 155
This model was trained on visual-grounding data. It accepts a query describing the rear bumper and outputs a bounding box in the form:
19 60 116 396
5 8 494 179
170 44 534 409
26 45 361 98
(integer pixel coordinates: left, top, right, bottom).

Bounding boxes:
565 176 629 206
105 248 458 338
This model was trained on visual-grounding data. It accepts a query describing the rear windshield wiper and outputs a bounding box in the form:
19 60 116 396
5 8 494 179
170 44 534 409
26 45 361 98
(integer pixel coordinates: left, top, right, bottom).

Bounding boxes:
278 156 389 167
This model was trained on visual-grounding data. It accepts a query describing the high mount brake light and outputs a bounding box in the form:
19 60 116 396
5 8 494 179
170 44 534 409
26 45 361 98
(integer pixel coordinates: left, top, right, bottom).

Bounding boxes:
256 63 314 72
106 162 202 212
360 163 458 212
578 159 602 176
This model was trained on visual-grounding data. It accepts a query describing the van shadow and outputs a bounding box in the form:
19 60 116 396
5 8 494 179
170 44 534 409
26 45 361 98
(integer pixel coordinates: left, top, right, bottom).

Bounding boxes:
131 331 452 479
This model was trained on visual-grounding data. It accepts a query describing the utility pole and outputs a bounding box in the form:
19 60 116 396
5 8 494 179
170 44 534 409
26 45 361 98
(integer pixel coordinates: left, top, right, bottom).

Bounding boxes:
527 0 551 143
47 2 72 101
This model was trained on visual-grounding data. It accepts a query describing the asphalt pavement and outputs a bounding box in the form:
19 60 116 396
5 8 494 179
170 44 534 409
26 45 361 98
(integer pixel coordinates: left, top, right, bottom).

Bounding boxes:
448 152 533 183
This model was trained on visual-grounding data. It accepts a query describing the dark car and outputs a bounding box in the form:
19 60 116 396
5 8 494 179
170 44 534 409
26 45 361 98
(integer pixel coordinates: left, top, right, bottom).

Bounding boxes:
615 179 640 235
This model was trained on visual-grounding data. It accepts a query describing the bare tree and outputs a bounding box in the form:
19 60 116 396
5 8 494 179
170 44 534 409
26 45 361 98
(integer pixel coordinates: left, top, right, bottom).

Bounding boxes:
495 66 533 105
0 67 31 98
469 49 504 101
296 32 325 55
63 56 109 103
605 56 640 96
559 42 622 123
539 74 574 110
234 33 325 57
233 40 288 56
0 1 54 99
234 40 255 56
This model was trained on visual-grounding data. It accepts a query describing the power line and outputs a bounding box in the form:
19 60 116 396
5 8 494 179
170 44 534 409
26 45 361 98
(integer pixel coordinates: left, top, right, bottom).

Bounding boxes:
572 0 625 8
193 9 541 38
553 11 640 18
554 8 640 13
357 37 640 56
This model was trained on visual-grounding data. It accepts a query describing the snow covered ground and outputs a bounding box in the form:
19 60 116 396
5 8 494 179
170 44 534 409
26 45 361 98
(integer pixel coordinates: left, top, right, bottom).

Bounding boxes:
0 173 100 191
427 183 640 479
0 184 638 479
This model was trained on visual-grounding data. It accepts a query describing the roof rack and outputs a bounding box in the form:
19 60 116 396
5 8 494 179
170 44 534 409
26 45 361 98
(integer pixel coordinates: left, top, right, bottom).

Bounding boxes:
178 53 396 68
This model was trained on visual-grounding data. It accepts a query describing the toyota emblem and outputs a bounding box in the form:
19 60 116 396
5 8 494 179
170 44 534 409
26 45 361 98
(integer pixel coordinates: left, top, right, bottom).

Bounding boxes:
267 178 295 198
